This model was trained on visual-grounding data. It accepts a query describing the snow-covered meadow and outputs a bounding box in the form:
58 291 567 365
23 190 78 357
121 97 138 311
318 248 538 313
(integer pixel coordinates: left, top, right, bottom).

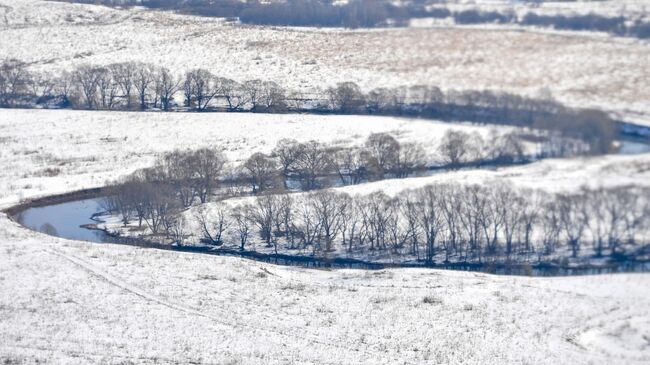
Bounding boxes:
1 0 650 123
0 108 649 363
1 1 649 363
0 108 521 206
2 219 649 364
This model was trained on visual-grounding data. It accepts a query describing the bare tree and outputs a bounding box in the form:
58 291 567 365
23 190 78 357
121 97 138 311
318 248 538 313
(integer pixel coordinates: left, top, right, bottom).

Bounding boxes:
365 132 400 177
134 62 154 110
111 62 136 109
416 185 445 263
295 196 321 253
332 147 374 185
400 191 423 258
557 193 588 258
518 188 540 255
490 132 526 164
243 152 278 193
339 194 366 253
275 194 297 248
96 67 119 110
602 186 627 254
155 67 180 111
28 71 55 103
186 69 225 111
294 141 332 190
461 185 488 261
250 195 281 252
272 138 303 189
540 199 562 255
259 81 287 112
360 191 391 251
159 150 196 207
439 184 464 262
244 79 263 111
220 78 248 111
309 190 346 252
394 142 426 178
73 65 101 109
231 204 252 250
0 60 30 107
327 82 366 113
195 204 229 245
191 148 227 203
54 71 75 107
495 182 522 258
166 216 187 245
141 182 179 235
438 129 472 169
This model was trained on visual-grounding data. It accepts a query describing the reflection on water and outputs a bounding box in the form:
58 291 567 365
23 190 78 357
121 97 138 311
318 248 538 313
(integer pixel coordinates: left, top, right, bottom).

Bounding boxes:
18 198 114 243
619 140 650 155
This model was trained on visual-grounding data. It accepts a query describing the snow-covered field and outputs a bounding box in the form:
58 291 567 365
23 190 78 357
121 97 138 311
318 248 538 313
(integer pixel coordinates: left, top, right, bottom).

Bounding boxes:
2 220 649 364
1 1 649 362
0 109 649 363
0 108 520 207
1 0 650 123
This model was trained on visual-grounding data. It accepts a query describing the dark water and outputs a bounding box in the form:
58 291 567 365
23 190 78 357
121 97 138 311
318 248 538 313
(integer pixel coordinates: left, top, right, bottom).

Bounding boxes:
17 198 115 243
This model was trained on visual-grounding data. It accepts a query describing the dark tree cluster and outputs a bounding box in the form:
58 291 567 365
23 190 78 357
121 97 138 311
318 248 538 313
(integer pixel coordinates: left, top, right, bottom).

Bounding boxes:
0 60 33 107
2 60 616 156
104 148 227 238
103 131 526 243
52 1 650 39
55 0 400 28
110 176 650 263
243 132 434 194
235 184 650 263
0 61 290 113
450 9 650 39
327 82 616 156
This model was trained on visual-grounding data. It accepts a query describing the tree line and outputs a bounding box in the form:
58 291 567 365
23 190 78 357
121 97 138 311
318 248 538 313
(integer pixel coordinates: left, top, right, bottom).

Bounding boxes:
55 0 406 28
53 0 650 38
0 59 616 156
102 130 536 241
107 169 650 264
403 6 649 39
100 135 650 264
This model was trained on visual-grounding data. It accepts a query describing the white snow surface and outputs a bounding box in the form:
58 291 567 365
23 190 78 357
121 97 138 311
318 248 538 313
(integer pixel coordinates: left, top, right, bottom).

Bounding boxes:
0 108 514 207
1 0 650 122
0 108 649 363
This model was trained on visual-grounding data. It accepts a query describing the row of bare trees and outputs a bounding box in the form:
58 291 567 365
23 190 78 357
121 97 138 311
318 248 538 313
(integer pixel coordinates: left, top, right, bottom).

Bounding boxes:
326 81 616 155
102 131 531 242
244 133 431 193
195 183 650 263
101 142 649 264
104 133 432 226
0 60 288 112
1 59 616 156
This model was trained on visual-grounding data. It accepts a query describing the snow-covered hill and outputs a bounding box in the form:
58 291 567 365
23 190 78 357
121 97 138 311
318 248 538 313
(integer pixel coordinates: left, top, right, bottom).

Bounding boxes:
0 108 648 364
1 0 649 122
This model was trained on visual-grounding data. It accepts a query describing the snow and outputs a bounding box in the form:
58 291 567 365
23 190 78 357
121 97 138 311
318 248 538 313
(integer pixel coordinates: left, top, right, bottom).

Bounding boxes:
1 0 650 122
0 108 648 363
1 217 649 363
330 152 650 195
0 2 649 362
0 108 516 207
